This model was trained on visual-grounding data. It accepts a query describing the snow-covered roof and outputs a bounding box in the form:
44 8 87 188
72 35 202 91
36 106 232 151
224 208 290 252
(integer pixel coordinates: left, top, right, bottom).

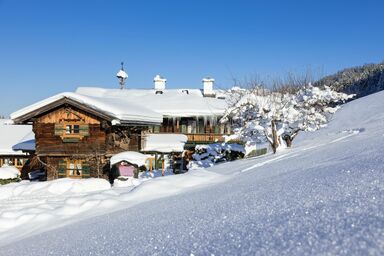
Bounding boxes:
110 151 148 167
12 131 35 152
0 120 33 155
10 92 163 125
142 133 188 153
76 87 227 117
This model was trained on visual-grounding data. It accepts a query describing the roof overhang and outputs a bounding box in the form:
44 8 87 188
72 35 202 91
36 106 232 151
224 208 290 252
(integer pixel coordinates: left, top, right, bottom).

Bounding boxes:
12 97 114 124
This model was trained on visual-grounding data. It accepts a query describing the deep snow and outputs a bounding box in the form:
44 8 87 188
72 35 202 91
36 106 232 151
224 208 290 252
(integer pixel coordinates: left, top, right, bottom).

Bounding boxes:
0 165 20 179
1 91 384 255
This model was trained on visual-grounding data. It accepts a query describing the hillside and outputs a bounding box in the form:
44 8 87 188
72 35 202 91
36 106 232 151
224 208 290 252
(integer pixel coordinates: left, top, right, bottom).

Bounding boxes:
315 62 384 98
0 91 383 255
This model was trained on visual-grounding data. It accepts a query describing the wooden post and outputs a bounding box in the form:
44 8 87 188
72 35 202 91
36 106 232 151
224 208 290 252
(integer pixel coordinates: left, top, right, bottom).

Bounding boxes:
154 153 158 169
161 154 165 176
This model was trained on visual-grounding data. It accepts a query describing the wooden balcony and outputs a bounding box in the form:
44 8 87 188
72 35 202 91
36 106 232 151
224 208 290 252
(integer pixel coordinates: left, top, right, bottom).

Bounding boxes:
186 133 225 143
145 132 225 144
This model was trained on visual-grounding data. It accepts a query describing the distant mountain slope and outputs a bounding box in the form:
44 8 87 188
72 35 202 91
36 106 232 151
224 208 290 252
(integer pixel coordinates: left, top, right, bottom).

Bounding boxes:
315 62 384 98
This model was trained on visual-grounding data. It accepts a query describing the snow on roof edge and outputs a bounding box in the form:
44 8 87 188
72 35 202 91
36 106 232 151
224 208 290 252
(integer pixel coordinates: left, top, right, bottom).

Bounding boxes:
10 92 163 124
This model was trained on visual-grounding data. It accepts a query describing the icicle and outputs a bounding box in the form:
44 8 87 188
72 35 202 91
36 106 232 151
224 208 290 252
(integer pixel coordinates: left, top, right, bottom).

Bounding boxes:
196 116 199 133
213 116 217 126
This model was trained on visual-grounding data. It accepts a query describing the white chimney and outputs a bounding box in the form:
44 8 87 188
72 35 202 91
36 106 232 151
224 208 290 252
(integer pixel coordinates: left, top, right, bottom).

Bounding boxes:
154 75 166 92
202 77 215 97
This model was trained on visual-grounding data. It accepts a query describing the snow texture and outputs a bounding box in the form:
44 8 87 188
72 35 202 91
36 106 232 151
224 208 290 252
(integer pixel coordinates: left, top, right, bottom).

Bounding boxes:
0 166 20 179
142 133 188 153
76 87 227 117
189 143 245 169
0 120 33 155
12 131 35 151
10 92 162 124
109 151 149 167
0 169 221 248
116 69 128 79
1 91 384 255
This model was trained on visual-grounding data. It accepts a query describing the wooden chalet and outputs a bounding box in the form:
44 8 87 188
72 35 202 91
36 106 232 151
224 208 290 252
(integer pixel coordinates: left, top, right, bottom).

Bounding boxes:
11 92 162 180
76 76 231 148
10 74 232 180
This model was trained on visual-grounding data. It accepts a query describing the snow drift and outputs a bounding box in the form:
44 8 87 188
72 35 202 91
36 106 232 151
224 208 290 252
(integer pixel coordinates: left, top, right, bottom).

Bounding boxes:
1 91 384 255
0 166 20 180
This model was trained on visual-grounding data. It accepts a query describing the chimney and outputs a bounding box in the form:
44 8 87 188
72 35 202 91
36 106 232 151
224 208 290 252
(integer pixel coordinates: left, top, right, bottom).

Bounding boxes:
154 75 166 92
202 77 215 97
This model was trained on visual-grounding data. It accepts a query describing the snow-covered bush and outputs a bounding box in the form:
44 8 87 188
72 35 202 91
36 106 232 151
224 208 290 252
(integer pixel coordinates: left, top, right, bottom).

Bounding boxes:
281 84 354 146
188 143 245 169
221 84 354 153
0 165 21 185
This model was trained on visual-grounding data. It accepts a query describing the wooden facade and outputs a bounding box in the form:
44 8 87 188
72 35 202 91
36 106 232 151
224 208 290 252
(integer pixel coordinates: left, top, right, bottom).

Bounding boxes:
31 105 146 180
19 102 231 180
150 116 231 144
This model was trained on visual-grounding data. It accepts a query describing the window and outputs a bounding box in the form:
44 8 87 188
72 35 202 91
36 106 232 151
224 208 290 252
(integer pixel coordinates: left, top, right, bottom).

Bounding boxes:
187 120 196 134
55 123 89 142
0 158 25 168
65 124 80 135
67 159 83 177
148 125 160 133
58 159 90 178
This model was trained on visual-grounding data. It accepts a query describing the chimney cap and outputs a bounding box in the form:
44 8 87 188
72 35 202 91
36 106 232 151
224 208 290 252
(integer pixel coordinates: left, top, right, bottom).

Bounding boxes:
154 74 167 82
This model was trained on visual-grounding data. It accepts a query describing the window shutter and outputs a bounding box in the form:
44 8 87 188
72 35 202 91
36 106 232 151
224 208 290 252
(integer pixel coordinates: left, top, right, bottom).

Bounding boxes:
54 124 64 136
82 162 91 178
58 160 67 178
181 124 187 134
79 124 90 136
214 125 220 134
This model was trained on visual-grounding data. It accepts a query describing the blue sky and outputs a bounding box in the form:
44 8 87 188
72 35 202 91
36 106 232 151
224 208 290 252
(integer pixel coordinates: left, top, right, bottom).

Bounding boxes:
0 0 383 117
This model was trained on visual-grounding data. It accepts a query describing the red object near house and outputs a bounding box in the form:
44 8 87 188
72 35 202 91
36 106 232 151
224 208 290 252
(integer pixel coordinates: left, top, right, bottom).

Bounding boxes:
119 164 135 177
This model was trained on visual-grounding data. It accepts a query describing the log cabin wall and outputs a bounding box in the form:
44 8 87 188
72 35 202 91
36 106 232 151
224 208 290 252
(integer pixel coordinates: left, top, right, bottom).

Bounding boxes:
33 106 108 180
105 126 142 155
44 156 108 180
31 105 150 179
34 106 106 156
34 123 107 155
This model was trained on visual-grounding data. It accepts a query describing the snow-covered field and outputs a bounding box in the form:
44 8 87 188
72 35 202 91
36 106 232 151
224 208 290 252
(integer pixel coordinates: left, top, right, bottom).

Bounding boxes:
0 169 222 247
0 91 384 255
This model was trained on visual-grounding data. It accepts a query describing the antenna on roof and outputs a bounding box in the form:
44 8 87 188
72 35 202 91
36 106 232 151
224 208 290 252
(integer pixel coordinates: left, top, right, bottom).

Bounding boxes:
116 62 128 89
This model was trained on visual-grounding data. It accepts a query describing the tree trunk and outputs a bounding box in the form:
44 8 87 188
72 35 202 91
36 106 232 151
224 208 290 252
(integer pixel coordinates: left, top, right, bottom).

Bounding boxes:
283 136 292 147
283 130 299 148
271 120 279 154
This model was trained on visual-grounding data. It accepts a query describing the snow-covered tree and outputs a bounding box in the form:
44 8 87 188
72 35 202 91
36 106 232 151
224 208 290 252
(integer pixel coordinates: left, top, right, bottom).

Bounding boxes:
221 84 354 154
281 84 354 147
222 88 297 154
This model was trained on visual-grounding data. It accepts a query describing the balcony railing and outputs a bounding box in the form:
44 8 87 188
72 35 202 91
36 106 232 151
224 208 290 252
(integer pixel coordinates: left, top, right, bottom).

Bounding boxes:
186 133 225 143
